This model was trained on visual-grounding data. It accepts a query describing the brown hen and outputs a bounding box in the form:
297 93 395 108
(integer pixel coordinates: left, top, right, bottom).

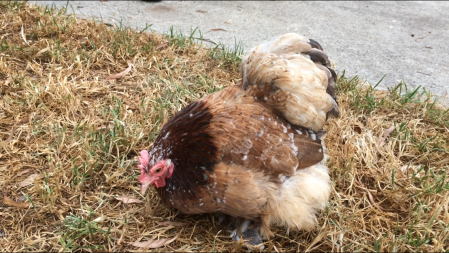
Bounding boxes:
137 33 339 246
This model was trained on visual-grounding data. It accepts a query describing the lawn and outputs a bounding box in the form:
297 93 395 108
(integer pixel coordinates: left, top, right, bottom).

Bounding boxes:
0 1 448 252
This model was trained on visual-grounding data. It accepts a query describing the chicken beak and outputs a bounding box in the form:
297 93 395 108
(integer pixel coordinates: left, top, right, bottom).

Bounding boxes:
140 179 154 195
140 182 150 195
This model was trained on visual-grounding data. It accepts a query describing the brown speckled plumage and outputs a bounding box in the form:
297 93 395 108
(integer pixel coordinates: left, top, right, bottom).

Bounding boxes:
140 33 339 240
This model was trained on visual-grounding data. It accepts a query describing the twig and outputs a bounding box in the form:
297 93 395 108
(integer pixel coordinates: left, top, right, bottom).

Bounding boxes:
417 71 431 76
192 37 218 46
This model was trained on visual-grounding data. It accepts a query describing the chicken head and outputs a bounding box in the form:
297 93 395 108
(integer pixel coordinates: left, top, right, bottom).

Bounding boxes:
138 150 174 194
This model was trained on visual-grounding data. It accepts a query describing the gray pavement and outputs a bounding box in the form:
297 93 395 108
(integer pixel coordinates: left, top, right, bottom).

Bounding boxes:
32 1 449 104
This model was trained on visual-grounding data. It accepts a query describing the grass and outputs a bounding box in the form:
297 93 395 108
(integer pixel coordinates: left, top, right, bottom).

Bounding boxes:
0 1 448 252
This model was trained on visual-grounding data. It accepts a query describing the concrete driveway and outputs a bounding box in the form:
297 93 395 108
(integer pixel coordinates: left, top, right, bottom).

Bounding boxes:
32 1 449 103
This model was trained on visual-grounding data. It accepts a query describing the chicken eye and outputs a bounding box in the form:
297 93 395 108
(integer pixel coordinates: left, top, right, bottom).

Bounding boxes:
154 167 162 173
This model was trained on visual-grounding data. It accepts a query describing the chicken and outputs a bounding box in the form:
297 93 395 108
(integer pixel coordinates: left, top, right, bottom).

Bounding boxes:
137 33 339 245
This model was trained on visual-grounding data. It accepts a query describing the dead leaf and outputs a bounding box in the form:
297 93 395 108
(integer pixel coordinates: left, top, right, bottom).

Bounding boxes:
22 115 42 125
208 28 227 32
163 236 178 246
0 33 11 40
3 196 30 208
130 235 177 249
4 76 11 86
33 47 50 58
366 190 383 211
17 169 32 176
400 165 408 174
225 19 232 24
18 173 41 188
0 124 17 147
109 19 118 29
193 37 218 46
351 124 362 134
115 196 143 204
18 116 31 124
42 168 53 174
96 125 109 130
378 125 395 146
156 43 168 50
21 25 30 46
76 17 88 25
106 63 134 80
17 196 27 202
157 221 188 227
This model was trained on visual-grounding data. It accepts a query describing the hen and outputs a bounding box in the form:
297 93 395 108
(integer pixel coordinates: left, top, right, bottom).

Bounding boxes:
137 33 339 245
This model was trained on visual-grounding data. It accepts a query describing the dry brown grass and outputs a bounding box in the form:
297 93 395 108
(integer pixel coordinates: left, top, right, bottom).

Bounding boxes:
1 2 448 252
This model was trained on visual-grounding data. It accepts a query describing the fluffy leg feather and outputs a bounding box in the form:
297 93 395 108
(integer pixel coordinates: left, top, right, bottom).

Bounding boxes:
230 219 265 248
242 220 264 246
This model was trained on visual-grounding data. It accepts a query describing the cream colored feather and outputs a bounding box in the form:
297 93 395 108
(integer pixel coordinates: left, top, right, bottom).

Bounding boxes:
241 33 338 132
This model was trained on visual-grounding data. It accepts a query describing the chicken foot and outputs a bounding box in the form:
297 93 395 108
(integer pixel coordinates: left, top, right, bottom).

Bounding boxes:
230 219 264 247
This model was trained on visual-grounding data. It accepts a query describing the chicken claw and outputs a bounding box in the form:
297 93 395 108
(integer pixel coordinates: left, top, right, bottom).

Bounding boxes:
230 219 264 248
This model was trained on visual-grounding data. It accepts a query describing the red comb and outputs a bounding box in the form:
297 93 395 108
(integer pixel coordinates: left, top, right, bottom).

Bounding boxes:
137 150 149 169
